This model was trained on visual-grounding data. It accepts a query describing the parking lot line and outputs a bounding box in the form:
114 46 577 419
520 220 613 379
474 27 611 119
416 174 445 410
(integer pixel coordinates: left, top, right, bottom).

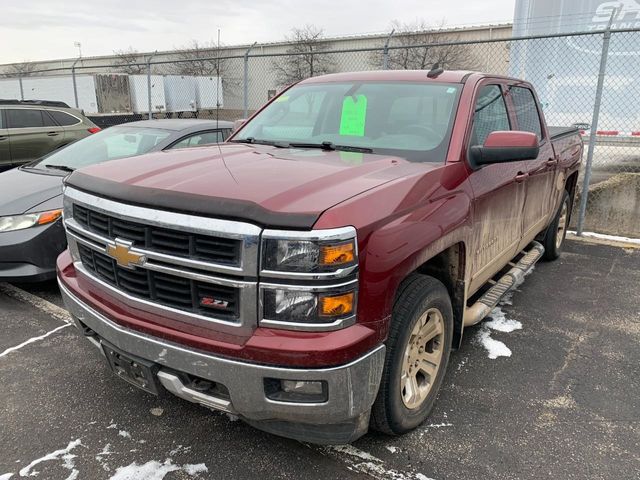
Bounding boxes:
0 323 70 359
0 282 71 324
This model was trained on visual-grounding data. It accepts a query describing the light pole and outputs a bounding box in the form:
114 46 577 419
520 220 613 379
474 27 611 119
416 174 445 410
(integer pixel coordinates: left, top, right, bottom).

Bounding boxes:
74 41 82 59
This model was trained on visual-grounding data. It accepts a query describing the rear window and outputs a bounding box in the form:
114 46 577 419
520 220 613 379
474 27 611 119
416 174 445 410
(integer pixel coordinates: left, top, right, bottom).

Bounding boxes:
6 109 45 128
49 110 81 126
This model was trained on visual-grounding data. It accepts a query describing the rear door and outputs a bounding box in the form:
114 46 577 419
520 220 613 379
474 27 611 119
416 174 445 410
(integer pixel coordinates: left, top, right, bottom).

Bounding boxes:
0 110 10 166
48 109 88 143
506 85 557 246
6 108 66 163
466 82 528 294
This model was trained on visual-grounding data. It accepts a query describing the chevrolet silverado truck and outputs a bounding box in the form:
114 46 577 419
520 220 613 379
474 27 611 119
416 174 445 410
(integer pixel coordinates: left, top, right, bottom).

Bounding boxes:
57 70 582 444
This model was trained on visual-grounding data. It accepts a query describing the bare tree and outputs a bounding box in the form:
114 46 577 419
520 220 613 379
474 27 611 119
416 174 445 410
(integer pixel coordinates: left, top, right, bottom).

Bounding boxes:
373 21 478 71
2 61 37 78
113 47 145 74
168 40 239 96
271 25 336 86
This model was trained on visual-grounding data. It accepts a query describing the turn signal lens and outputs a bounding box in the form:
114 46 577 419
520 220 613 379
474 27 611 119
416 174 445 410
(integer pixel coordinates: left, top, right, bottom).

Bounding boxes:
37 209 63 225
319 292 355 317
320 242 355 266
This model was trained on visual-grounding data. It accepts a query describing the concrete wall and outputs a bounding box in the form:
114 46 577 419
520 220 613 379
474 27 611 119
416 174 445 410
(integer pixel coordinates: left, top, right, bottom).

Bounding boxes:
571 173 640 238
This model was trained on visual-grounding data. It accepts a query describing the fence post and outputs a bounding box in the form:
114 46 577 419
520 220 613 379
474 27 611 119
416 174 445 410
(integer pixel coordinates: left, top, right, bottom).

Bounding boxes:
146 51 158 120
18 76 24 100
243 42 257 119
383 29 395 70
71 57 81 108
576 11 616 235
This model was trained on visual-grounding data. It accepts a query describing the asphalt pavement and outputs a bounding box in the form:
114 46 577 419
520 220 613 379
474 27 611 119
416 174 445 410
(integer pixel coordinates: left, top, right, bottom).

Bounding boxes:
1 239 638 480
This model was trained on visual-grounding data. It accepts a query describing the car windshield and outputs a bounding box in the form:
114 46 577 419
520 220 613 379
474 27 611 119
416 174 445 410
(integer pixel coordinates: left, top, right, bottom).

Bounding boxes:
31 126 173 170
233 81 462 162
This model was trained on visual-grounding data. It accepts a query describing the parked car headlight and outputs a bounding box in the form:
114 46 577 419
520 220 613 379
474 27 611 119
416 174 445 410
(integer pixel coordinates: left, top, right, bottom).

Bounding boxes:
0 209 62 233
261 227 358 274
262 285 356 325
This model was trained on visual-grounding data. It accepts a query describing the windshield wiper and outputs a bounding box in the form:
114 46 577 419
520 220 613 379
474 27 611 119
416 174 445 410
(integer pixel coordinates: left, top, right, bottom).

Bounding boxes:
232 138 289 148
44 164 75 173
289 141 373 153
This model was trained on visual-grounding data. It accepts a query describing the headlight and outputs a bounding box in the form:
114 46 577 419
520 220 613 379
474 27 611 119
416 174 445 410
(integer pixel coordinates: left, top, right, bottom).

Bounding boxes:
0 209 62 233
262 227 357 274
262 284 357 327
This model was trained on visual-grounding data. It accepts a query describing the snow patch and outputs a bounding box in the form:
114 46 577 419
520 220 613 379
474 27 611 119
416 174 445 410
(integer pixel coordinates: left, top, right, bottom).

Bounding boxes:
183 464 208 475
118 430 131 439
569 230 640 245
0 474 13 480
0 324 70 358
476 307 523 359
108 459 208 480
225 413 239 422
385 446 399 454
326 445 434 480
150 408 164 417
18 439 82 477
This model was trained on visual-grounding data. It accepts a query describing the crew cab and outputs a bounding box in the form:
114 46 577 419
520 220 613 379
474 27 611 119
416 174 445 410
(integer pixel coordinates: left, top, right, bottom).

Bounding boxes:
57 70 582 444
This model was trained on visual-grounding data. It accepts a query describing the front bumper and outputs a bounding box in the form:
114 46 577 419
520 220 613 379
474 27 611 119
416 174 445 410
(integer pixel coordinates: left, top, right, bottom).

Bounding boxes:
59 279 385 444
0 220 66 282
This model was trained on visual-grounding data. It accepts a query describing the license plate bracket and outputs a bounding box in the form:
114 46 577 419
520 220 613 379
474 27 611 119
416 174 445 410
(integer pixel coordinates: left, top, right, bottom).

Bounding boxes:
102 342 160 395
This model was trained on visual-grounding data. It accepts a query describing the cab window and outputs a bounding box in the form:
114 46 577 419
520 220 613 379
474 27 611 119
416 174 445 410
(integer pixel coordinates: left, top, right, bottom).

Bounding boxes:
509 86 543 140
470 85 510 146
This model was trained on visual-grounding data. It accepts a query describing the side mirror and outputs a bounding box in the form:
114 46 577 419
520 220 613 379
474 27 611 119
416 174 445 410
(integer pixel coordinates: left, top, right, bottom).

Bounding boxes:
232 118 247 133
470 131 539 167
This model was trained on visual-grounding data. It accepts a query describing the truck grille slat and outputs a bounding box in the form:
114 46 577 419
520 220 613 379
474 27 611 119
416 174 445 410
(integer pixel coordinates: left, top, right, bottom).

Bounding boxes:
73 204 240 266
76 244 238 319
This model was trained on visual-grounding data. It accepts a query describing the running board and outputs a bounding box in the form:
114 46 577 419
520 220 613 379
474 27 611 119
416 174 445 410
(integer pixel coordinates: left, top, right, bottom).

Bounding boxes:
463 242 544 327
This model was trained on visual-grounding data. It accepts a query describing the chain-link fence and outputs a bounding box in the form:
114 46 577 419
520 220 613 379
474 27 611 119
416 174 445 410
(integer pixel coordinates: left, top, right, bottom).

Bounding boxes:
2 27 639 237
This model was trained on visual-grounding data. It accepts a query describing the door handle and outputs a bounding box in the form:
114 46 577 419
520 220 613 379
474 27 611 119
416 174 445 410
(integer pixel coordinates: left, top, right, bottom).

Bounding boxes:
546 157 558 166
0 136 7 141
47 131 59 137
515 172 529 183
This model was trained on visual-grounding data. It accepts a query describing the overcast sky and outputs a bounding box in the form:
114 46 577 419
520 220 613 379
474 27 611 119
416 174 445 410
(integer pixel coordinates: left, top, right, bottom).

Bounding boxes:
0 0 516 64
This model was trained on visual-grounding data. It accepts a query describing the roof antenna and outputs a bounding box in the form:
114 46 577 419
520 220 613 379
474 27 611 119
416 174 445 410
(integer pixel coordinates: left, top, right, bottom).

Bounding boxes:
427 63 444 79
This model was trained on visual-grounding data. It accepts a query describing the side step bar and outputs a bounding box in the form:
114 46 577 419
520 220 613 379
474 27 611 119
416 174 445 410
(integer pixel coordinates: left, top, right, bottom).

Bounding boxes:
463 242 544 327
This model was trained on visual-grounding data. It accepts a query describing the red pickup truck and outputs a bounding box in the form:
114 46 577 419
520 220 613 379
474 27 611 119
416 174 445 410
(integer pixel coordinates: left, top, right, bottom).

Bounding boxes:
57 69 582 444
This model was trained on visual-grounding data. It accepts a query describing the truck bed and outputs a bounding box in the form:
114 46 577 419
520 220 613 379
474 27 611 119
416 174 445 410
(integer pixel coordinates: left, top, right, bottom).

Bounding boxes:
549 126 579 140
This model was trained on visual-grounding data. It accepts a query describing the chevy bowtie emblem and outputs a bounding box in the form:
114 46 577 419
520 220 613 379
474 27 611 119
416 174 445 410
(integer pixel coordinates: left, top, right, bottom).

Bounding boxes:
106 238 146 269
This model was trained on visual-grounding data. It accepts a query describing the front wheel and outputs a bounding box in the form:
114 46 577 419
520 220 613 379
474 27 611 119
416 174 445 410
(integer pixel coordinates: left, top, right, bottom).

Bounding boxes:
371 275 453 435
542 190 570 261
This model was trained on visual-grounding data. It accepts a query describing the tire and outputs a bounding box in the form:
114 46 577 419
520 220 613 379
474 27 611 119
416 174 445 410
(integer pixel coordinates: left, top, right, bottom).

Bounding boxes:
371 274 453 435
542 190 570 261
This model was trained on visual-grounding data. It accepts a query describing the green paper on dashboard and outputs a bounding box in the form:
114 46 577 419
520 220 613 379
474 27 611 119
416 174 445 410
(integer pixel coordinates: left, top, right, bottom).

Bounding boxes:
339 95 367 137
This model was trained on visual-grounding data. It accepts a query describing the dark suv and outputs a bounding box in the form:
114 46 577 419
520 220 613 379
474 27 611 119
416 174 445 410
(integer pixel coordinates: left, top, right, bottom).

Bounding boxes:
0 100 99 168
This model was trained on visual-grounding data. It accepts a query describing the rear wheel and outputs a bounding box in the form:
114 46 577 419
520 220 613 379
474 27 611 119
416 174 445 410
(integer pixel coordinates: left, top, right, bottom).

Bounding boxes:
542 190 570 261
371 275 453 435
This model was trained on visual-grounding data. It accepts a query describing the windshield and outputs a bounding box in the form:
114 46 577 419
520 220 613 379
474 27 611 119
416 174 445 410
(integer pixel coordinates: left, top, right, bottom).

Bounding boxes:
233 81 461 162
32 126 173 170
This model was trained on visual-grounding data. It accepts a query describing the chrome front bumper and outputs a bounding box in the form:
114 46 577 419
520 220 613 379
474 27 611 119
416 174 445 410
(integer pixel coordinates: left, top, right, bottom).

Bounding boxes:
59 280 385 444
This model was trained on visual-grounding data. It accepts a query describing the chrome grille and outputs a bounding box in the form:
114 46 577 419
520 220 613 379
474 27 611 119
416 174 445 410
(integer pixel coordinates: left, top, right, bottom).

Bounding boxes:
77 244 239 318
73 204 240 266
63 187 261 336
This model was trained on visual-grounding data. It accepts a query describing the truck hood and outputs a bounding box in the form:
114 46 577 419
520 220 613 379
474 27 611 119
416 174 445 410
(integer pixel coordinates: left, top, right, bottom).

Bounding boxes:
66 143 430 228
0 167 63 216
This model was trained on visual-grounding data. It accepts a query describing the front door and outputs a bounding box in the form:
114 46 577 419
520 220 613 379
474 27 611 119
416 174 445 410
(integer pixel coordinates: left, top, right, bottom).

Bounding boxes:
466 83 528 295
6 108 66 163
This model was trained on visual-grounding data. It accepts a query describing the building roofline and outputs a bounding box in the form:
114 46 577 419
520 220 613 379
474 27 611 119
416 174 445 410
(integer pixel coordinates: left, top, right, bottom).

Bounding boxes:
0 22 512 69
